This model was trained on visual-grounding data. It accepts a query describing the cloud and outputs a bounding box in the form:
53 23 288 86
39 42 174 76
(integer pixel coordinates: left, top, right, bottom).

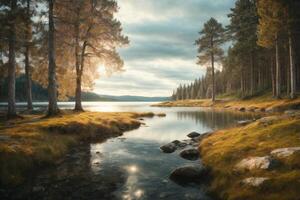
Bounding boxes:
94 0 235 96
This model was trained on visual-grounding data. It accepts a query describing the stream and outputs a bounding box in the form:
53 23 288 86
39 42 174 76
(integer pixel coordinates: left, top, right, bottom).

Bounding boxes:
2 102 258 200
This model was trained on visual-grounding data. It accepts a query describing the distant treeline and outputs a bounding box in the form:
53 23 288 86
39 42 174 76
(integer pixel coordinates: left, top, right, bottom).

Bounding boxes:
0 75 113 102
172 0 300 101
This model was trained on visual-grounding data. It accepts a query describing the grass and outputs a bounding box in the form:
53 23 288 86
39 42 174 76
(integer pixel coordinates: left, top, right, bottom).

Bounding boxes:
0 110 155 186
154 94 300 112
199 114 300 200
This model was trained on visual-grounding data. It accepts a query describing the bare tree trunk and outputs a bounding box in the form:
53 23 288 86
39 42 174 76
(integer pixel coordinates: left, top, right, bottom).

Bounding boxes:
7 0 17 118
47 0 59 116
25 0 33 110
275 35 281 98
74 14 83 111
289 32 296 99
75 41 87 110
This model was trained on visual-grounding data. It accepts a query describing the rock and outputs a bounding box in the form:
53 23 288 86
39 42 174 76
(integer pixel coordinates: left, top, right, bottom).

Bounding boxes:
160 143 176 153
239 107 246 112
236 156 276 171
237 120 253 126
180 148 200 160
257 116 284 125
187 132 201 138
271 147 300 158
242 177 269 187
192 132 213 143
170 165 208 185
171 140 188 148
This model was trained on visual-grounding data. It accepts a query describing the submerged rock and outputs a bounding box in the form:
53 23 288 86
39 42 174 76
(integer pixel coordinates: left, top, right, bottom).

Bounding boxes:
236 156 276 171
170 165 208 185
187 132 201 138
271 147 300 158
180 148 200 160
242 177 269 187
160 143 176 153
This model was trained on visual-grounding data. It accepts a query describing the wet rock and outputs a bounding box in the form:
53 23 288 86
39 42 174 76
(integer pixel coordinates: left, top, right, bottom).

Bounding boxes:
236 156 276 171
192 132 213 143
239 107 246 112
160 143 176 153
171 140 188 148
237 120 253 126
187 132 201 138
179 148 200 161
271 147 300 158
242 177 269 187
257 116 284 125
170 165 208 185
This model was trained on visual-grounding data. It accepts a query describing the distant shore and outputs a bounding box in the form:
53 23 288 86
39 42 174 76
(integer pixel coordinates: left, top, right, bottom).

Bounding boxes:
153 96 300 113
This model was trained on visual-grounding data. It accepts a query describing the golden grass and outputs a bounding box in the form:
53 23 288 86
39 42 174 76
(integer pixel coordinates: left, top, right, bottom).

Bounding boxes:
0 111 152 186
199 115 300 200
154 95 300 113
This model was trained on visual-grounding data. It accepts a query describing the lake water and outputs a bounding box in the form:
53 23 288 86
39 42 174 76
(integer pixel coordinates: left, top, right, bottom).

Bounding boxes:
1 102 258 200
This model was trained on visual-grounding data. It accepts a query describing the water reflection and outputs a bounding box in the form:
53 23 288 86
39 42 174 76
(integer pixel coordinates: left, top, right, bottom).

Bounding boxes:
177 109 258 129
89 105 258 199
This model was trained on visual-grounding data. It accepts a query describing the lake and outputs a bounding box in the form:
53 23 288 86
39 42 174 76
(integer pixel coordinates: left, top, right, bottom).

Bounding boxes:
2 102 258 200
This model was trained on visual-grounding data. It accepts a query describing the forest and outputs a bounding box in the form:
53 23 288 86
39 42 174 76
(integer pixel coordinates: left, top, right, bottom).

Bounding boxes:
172 0 300 101
0 0 127 117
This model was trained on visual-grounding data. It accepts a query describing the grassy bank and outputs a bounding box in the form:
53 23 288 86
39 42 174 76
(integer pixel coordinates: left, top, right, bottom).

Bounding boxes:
154 95 300 113
199 113 300 200
0 111 156 186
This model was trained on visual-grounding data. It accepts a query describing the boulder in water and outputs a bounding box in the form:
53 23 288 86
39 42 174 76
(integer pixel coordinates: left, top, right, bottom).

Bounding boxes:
160 143 176 153
179 148 200 160
170 165 208 185
187 132 201 138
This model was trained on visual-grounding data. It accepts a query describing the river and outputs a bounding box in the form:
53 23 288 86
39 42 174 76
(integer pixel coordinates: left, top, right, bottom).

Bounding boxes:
2 102 258 200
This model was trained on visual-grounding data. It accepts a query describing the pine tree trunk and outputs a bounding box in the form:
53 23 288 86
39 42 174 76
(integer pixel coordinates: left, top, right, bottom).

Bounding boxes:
211 37 215 102
289 32 296 99
275 35 281 98
25 0 33 110
7 0 17 118
47 0 59 116
250 51 254 96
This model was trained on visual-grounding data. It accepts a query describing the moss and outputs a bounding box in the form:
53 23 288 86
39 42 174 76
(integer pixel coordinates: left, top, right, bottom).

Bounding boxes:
0 111 153 186
200 116 300 200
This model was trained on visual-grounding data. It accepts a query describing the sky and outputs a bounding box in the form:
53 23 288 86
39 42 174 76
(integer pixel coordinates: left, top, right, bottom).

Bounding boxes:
94 0 235 97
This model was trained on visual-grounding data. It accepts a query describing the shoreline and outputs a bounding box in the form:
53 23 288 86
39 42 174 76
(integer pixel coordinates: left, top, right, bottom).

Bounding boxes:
153 97 300 113
0 111 158 186
154 96 300 199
